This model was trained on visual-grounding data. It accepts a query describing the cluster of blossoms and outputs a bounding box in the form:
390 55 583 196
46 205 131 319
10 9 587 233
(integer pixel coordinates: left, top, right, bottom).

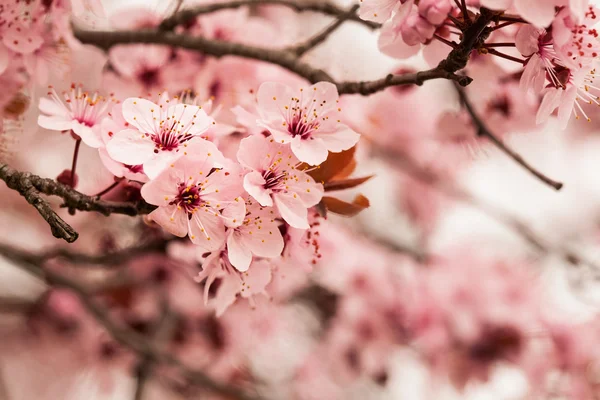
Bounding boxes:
5 0 600 399
37 81 360 314
359 0 600 128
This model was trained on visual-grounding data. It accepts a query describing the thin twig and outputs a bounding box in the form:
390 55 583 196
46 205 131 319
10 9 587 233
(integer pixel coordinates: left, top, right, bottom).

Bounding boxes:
454 84 564 191
288 4 359 56
158 0 379 31
374 148 599 272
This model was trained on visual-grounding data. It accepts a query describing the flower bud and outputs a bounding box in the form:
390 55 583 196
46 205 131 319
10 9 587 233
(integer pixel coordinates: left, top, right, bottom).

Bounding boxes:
56 169 78 188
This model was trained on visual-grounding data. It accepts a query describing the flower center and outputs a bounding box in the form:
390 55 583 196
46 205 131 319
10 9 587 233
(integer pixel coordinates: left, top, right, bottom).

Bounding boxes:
287 110 318 140
151 122 195 152
172 183 203 214
263 169 286 190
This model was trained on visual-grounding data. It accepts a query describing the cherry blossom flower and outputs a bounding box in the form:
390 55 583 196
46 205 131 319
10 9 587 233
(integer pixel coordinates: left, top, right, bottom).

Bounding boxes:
106 97 215 178
195 250 273 316
225 198 285 272
140 142 245 250
255 81 360 165
37 84 112 148
237 135 324 229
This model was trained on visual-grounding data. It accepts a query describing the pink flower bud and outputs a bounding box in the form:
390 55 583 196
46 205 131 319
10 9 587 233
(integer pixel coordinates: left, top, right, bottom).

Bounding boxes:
418 0 452 25
401 13 436 46
56 169 78 188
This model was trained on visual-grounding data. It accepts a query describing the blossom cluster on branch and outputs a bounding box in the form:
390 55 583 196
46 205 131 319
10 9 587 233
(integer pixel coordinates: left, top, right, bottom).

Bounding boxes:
1 0 600 399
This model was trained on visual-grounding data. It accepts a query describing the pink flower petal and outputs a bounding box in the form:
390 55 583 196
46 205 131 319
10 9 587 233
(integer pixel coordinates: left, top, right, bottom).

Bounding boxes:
188 212 226 251
290 137 329 166
72 122 103 148
227 233 253 272
106 128 155 165
147 206 188 237
256 81 297 119
37 115 72 132
244 171 273 207
274 192 310 229
121 98 161 134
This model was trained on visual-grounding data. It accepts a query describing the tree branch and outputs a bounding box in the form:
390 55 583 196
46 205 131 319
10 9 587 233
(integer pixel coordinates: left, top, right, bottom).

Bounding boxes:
0 164 155 242
454 84 564 191
0 245 262 400
288 4 360 56
158 0 379 31
73 29 471 94
374 147 596 271
0 164 79 243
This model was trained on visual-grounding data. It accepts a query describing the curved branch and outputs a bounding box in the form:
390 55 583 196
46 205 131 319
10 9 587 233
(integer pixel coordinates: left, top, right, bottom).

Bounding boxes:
73 29 471 94
158 0 379 31
454 84 563 191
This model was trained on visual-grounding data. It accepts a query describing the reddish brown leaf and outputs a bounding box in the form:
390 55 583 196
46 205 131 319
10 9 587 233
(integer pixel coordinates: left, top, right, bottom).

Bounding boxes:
321 194 370 217
308 146 357 183
324 175 374 192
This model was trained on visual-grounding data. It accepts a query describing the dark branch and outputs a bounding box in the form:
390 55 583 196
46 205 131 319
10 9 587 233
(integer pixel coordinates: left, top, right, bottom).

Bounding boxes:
454 84 564 191
289 4 360 56
73 29 471 94
0 164 156 242
74 28 335 84
158 0 379 31
0 164 78 243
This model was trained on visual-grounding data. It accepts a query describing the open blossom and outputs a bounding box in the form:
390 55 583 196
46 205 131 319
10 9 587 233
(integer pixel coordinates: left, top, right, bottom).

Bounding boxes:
225 198 285 272
195 250 272 316
140 141 245 251
237 135 323 229
38 84 112 147
106 97 215 179
256 82 360 165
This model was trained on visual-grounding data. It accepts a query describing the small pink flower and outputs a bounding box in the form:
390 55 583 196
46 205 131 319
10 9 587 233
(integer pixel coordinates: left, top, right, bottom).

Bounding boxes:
106 97 215 178
225 198 285 272
38 84 111 148
140 143 246 251
237 135 324 229
255 81 360 165
195 250 272 316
